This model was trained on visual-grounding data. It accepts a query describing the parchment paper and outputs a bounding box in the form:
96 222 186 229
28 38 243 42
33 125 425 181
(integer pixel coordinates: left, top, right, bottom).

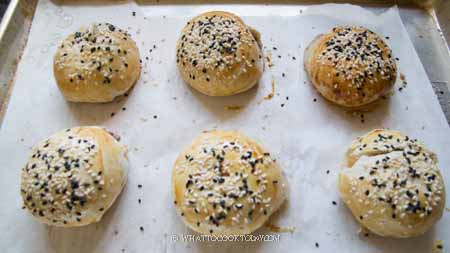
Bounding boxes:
0 1 449 252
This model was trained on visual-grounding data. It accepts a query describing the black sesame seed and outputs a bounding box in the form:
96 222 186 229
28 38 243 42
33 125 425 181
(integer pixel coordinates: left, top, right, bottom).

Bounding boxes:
71 180 79 189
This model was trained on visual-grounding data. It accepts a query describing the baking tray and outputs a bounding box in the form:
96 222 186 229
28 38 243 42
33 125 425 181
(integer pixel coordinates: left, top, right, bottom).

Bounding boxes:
0 1 449 253
0 0 449 127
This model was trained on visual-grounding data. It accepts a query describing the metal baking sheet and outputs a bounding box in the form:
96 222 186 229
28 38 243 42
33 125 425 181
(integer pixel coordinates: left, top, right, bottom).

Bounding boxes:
0 1 449 253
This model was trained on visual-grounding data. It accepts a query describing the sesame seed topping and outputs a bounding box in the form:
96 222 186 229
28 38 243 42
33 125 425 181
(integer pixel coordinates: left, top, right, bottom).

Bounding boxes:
173 132 284 232
345 131 444 224
20 128 103 225
54 23 137 88
176 13 260 82
317 26 396 91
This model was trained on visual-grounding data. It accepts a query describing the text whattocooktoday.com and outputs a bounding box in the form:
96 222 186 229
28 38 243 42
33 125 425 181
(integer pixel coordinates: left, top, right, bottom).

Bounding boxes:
171 234 281 243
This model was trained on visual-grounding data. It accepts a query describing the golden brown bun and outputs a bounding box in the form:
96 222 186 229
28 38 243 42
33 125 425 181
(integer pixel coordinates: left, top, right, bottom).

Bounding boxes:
176 11 263 96
304 26 397 108
339 129 445 237
54 23 141 103
172 130 287 235
20 127 128 227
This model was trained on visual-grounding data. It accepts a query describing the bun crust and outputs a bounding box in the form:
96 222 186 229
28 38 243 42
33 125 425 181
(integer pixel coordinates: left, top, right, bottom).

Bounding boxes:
54 23 141 103
304 26 397 107
339 129 445 237
20 127 128 227
172 130 287 235
176 11 263 96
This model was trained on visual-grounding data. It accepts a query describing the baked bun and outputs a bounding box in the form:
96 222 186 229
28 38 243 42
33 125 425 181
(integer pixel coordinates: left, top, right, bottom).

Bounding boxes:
339 129 446 237
20 126 128 227
176 11 263 96
172 130 287 234
304 26 397 107
54 23 141 103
